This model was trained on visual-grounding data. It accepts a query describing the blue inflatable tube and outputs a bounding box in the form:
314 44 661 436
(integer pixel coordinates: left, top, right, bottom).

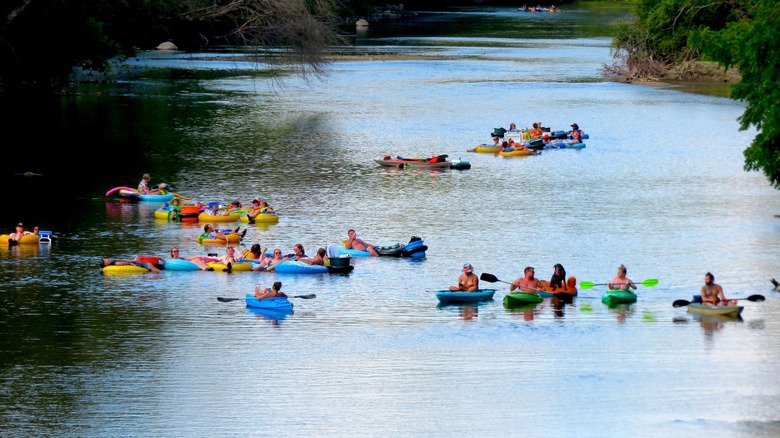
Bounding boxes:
273 260 328 274
163 259 201 271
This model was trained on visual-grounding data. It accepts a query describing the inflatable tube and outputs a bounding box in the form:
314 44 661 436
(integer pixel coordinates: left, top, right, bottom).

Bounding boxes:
198 233 241 245
339 247 371 257
136 255 162 265
102 265 149 274
106 186 136 197
499 148 536 157
198 212 241 223
163 259 201 271
376 243 403 256
207 261 252 272
239 213 280 224
472 145 501 153
139 193 174 203
0 234 40 245
273 260 328 274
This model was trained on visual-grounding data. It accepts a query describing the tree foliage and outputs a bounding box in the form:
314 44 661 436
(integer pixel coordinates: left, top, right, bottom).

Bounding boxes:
0 0 340 96
689 1 780 189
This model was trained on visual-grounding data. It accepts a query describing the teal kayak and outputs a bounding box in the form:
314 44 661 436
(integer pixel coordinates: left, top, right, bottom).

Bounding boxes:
436 289 496 304
503 292 543 307
601 290 637 305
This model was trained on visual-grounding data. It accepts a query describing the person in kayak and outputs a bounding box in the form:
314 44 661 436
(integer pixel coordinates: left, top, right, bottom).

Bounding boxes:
607 264 636 291
510 266 544 294
345 229 379 256
449 263 479 291
254 281 287 300
700 272 737 306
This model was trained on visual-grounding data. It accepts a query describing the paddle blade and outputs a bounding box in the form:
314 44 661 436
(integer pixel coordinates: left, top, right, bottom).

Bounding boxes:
293 294 316 299
480 273 500 283
747 294 765 302
672 299 691 308
579 281 597 289
641 278 659 287
217 297 242 302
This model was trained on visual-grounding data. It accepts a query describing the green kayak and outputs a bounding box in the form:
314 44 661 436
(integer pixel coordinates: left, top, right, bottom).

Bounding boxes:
601 290 637 305
503 292 543 307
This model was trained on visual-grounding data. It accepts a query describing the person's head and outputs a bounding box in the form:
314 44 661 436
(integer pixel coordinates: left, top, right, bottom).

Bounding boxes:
317 248 326 257
204 224 213 233
170 247 179 257
617 264 627 276
463 263 474 274
273 281 282 292
226 246 237 256
158 183 167 190
170 198 180 205
15 222 23 230
524 266 535 278
273 248 282 258
143 174 151 181
230 200 240 207
532 122 538 129
348 229 356 237
705 272 714 285
252 198 260 206
260 201 269 208
571 123 579 130
250 244 261 254
294 243 304 254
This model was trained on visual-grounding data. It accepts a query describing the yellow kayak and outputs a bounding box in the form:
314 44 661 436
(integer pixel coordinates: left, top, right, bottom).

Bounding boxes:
470 144 501 153
499 148 536 157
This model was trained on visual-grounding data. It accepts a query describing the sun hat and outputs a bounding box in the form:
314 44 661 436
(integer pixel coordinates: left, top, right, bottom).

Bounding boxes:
463 263 473 272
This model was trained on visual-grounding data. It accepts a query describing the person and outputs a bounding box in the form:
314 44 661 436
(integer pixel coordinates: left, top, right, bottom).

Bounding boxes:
607 264 636 291
449 263 479 291
206 203 230 216
510 266 544 294
245 198 275 224
219 246 243 272
7 223 38 245
549 263 568 291
99 257 161 273
251 248 288 271
166 247 214 271
529 122 543 138
567 123 583 143
138 174 152 193
288 243 307 261
701 272 737 306
301 247 327 266
165 197 181 221
254 281 287 300
198 224 246 243
243 244 265 260
508 122 518 132
227 200 242 213
345 229 379 256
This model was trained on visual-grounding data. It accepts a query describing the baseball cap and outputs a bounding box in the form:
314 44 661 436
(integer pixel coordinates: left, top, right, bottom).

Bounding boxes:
16 222 23 227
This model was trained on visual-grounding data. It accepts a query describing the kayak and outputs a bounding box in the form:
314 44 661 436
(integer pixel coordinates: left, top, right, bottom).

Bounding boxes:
499 148 537 157
470 144 501 153
687 303 743 317
503 292 543 306
436 289 496 304
245 294 293 312
601 290 637 305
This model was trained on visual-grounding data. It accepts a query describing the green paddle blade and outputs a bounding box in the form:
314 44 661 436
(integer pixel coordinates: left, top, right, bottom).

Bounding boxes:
579 278 658 290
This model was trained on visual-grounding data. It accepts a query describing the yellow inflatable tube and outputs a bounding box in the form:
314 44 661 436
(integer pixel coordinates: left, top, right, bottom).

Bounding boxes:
198 234 241 244
0 234 40 245
207 261 252 272
239 213 280 224
198 212 241 223
102 265 149 274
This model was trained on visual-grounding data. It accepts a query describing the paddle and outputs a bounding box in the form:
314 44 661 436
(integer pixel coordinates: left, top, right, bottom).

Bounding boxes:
579 278 659 290
217 294 316 302
479 273 574 302
672 294 765 308
173 192 192 201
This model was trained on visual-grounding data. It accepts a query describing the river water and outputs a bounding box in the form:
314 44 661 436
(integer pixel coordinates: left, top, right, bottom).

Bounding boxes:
2 4 780 437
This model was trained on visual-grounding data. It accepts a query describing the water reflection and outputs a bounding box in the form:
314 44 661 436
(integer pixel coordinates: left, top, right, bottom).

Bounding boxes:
246 306 293 325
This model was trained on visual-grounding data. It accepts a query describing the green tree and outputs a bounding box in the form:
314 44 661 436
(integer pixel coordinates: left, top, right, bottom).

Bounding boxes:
0 0 340 96
689 1 780 189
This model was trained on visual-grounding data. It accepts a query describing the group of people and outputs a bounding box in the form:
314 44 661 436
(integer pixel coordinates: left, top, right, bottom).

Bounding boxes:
448 262 738 307
138 174 169 195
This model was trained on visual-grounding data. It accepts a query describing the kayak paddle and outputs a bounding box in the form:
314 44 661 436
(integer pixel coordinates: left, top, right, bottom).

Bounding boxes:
579 278 659 289
217 294 316 303
672 294 765 308
480 273 574 302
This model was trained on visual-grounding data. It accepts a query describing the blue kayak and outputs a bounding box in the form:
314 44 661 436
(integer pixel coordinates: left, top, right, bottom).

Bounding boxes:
436 289 496 304
245 294 293 312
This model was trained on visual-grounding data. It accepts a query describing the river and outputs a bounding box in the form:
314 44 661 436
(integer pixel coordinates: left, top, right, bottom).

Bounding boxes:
1 3 779 437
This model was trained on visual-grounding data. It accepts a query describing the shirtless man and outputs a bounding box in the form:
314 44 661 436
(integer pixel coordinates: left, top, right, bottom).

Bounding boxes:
449 263 479 291
345 229 379 256
7 223 38 245
701 272 737 306
607 264 636 291
510 266 545 294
